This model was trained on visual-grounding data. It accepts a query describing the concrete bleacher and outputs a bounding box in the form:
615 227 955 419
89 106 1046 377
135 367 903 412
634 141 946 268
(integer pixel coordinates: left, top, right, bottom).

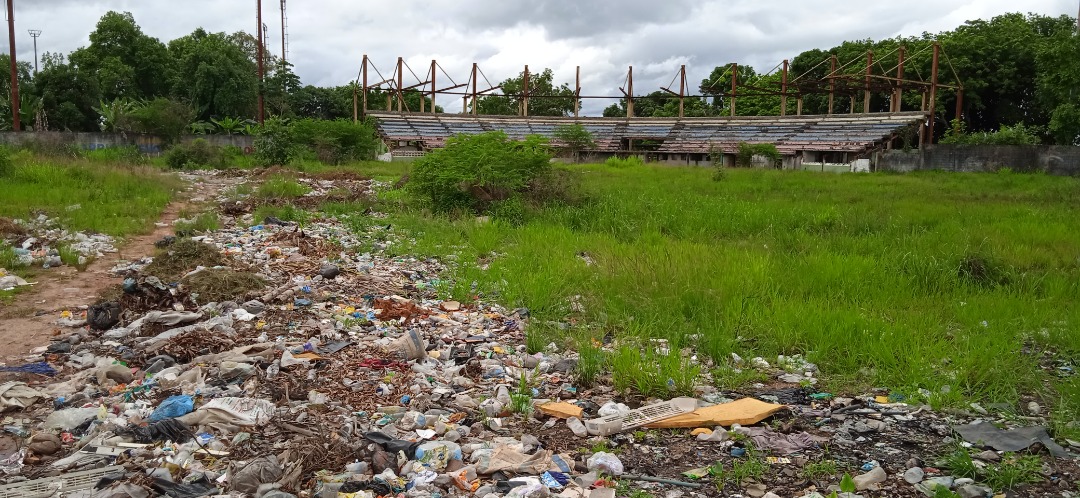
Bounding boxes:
370 112 926 156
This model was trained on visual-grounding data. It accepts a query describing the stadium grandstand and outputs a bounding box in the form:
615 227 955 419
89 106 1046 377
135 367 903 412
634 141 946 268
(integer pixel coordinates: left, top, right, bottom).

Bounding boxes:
370 111 927 169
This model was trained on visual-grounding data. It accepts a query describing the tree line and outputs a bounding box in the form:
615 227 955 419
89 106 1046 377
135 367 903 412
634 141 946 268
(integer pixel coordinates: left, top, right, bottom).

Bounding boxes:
3 11 1078 145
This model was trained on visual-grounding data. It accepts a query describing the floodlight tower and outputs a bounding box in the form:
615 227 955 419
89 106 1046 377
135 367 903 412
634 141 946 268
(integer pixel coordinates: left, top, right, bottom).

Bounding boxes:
27 28 40 74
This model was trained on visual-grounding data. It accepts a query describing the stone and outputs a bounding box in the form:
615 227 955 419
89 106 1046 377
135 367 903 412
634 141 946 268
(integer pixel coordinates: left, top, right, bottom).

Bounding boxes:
242 300 266 315
854 419 887 433
903 467 925 484
973 450 1000 462
1027 401 1041 416
852 467 887 490
440 301 461 312
744 483 767 497
319 264 341 280
969 403 988 415
916 477 955 496
957 484 992 498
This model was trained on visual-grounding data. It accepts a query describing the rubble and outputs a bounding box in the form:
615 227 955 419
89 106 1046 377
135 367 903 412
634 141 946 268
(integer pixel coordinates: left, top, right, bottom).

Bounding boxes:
0 171 1077 498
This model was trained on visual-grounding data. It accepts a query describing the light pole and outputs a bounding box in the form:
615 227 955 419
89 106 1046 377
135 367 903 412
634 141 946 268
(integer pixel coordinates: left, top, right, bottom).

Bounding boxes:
27 29 39 74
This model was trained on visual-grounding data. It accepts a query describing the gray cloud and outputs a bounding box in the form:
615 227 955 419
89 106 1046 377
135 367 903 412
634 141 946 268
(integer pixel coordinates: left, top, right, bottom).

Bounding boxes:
10 0 1078 115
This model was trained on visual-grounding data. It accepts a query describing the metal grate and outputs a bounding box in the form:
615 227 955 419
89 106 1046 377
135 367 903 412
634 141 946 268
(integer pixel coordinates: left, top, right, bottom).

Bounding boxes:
0 465 124 498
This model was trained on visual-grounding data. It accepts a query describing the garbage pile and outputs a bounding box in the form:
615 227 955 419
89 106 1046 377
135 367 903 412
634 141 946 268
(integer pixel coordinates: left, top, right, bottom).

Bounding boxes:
0 213 117 269
0 173 1077 498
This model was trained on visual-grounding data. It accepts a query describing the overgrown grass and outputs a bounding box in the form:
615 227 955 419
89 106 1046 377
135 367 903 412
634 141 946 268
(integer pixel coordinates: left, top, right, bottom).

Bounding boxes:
348 162 1080 410
0 155 180 236
175 212 220 236
256 175 312 199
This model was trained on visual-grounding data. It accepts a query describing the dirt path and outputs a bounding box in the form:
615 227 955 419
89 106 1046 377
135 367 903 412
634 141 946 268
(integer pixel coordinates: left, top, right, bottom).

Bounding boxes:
0 172 242 363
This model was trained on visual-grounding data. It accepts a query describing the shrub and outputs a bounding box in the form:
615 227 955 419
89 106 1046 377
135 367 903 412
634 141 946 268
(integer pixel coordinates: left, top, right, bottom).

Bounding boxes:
253 118 379 167
736 142 781 168
290 119 379 164
941 119 1042 145
553 124 596 163
253 118 294 167
130 98 196 144
0 146 13 177
409 131 552 213
165 139 224 170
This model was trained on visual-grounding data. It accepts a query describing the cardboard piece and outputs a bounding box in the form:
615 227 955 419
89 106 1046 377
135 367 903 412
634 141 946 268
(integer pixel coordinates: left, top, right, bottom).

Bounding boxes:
644 398 785 429
539 402 584 419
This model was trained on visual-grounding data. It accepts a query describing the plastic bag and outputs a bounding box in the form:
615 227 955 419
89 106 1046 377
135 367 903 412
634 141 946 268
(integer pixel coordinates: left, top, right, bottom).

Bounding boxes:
149 395 195 421
44 407 100 430
586 452 624 476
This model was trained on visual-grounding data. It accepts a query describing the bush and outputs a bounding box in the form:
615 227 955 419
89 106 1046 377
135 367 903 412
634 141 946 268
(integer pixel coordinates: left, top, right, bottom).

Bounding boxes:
131 98 196 144
253 119 294 167
0 146 13 177
409 131 552 213
736 142 781 168
254 118 380 167
290 119 379 164
941 119 1043 145
553 124 596 163
165 139 224 170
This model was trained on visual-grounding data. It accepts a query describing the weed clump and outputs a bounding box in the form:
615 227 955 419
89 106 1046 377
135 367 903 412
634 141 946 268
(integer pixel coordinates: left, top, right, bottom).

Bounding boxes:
958 255 1009 287
182 269 266 303
409 131 552 214
144 239 227 282
0 146 15 177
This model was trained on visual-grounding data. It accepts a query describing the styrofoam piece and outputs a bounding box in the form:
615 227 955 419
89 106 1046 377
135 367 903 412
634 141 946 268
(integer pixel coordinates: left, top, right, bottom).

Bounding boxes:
585 397 697 436
0 465 124 498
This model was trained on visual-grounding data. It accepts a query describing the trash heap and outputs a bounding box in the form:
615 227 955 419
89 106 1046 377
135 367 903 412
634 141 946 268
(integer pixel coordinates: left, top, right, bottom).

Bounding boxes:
0 214 117 269
0 172 1076 498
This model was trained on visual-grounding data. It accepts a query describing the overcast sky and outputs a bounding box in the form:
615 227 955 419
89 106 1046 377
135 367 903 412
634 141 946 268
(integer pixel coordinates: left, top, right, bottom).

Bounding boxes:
11 0 1079 115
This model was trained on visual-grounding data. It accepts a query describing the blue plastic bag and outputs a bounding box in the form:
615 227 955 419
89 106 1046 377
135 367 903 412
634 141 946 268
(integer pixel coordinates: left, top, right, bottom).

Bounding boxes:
149 395 195 421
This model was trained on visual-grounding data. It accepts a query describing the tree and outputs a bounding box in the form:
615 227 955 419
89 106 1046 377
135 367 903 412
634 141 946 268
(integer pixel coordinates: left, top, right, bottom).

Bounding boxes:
937 13 1075 132
130 98 195 143
553 124 595 162
0 55 35 129
1036 31 1080 145
68 11 174 101
28 53 102 131
700 64 759 112
168 28 258 120
602 91 715 117
478 68 576 116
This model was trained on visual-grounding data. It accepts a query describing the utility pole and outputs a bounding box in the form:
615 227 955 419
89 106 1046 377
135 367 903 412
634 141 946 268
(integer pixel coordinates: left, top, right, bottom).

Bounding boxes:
256 0 264 124
28 29 40 74
7 0 19 131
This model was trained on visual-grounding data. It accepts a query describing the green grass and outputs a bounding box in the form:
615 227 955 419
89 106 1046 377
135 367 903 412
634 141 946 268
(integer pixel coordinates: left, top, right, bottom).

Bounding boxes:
254 205 313 224
175 211 220 236
0 156 180 237
256 175 312 199
345 162 1080 410
801 459 839 479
